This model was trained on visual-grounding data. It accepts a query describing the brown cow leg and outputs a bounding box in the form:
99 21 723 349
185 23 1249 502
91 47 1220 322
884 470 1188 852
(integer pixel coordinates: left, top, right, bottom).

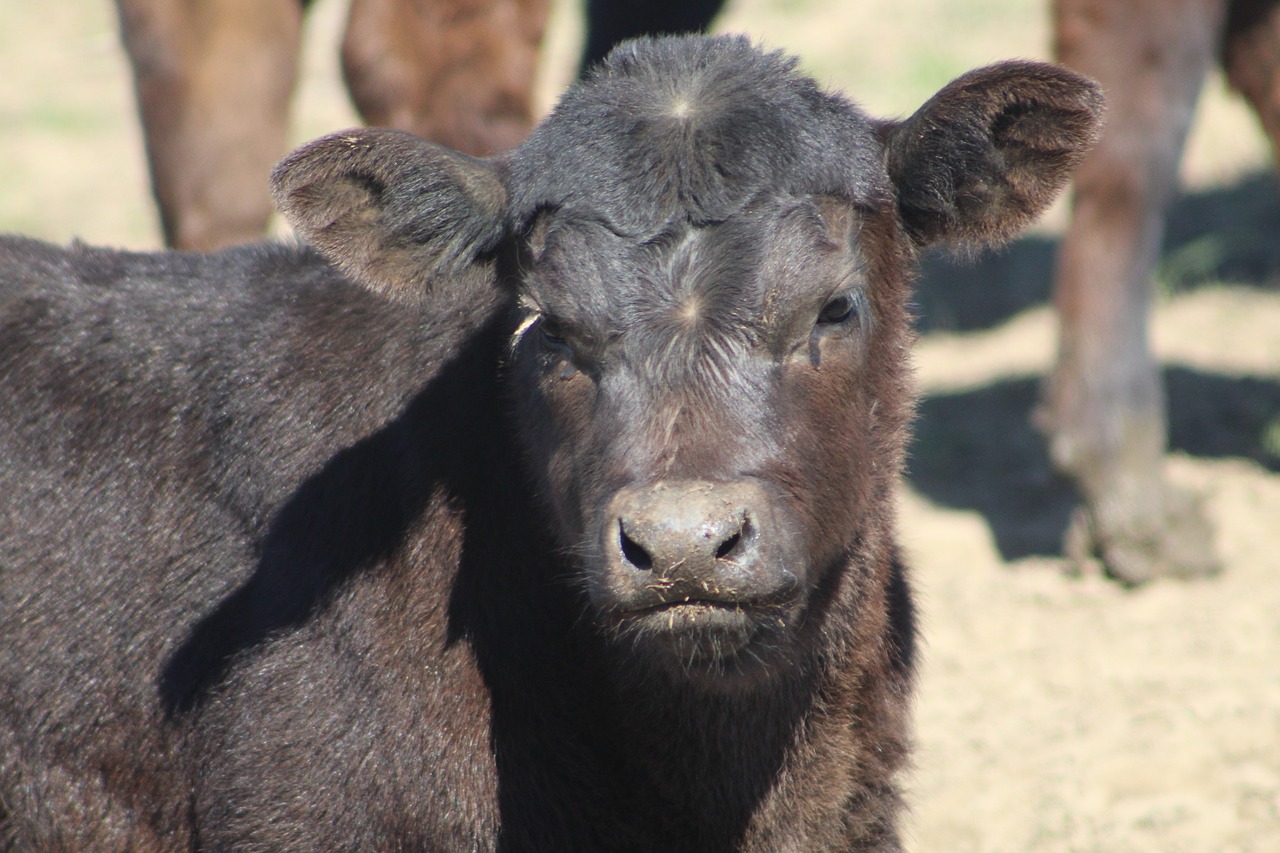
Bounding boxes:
115 0 303 251
1223 1 1280 153
1042 0 1224 583
341 0 551 157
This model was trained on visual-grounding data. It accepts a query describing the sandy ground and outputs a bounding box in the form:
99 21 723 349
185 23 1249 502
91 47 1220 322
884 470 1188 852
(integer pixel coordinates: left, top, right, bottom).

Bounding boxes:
905 294 1280 851
2 0 1278 850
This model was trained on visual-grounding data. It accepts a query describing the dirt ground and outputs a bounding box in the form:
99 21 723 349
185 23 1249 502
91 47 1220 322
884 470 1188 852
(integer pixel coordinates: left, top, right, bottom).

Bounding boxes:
2 1 1277 850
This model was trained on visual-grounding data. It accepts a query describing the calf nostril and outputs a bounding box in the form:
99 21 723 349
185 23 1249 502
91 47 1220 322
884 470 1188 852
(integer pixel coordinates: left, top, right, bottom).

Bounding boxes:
715 531 742 560
619 522 654 571
715 517 752 561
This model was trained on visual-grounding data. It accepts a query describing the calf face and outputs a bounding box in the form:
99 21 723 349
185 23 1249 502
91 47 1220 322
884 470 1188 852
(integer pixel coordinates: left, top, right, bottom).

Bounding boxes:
502 191 905 683
274 35 1102 685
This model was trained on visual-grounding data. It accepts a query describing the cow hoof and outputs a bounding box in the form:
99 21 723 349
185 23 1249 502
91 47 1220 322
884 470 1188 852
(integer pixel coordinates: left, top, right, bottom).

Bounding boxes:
1063 485 1221 585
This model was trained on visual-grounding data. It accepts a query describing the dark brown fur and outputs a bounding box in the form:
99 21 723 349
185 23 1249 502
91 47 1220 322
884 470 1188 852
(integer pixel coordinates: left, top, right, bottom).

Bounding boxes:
0 36 1100 851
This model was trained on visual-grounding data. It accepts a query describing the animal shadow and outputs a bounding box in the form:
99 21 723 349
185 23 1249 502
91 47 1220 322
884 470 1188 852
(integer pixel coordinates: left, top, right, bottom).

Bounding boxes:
907 371 1280 562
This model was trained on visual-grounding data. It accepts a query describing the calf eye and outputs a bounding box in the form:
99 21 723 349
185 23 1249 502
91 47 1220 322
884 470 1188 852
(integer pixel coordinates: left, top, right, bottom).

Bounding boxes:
817 292 858 326
538 315 571 350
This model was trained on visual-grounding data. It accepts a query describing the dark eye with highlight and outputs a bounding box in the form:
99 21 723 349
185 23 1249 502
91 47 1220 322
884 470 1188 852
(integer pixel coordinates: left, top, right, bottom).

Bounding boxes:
817 292 859 326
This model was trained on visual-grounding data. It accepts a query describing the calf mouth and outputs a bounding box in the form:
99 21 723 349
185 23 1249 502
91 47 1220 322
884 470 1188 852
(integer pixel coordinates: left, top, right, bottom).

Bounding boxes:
609 598 796 680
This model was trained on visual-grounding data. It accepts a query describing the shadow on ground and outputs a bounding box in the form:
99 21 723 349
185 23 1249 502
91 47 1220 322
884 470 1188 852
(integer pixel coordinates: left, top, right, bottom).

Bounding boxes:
907 169 1280 561
913 170 1280 334
908 370 1280 561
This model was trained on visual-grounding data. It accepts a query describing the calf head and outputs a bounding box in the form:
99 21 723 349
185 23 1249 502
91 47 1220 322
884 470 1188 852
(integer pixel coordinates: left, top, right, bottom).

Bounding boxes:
273 36 1102 685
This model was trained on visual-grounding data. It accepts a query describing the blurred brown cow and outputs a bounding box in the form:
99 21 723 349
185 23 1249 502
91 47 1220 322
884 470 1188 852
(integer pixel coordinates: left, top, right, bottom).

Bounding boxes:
113 0 722 253
1043 0 1280 583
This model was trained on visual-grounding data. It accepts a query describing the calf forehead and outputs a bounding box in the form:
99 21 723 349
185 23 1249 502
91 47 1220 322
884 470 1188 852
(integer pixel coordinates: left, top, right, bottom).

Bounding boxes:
526 200 860 356
507 35 888 235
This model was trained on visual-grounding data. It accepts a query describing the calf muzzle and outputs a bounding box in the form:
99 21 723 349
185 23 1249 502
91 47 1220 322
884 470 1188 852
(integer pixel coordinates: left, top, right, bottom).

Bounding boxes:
595 479 801 666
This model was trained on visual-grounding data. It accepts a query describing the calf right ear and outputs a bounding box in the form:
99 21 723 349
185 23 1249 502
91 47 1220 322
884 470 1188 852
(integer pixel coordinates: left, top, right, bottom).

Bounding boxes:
271 129 508 301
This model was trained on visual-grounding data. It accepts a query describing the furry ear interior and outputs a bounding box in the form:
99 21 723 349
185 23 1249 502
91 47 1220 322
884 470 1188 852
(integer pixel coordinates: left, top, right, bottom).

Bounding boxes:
271 129 508 301
881 61 1104 249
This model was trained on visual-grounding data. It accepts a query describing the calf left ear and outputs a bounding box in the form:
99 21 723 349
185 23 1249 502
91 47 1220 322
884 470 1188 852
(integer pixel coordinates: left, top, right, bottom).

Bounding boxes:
881 61 1104 249
271 128 508 301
